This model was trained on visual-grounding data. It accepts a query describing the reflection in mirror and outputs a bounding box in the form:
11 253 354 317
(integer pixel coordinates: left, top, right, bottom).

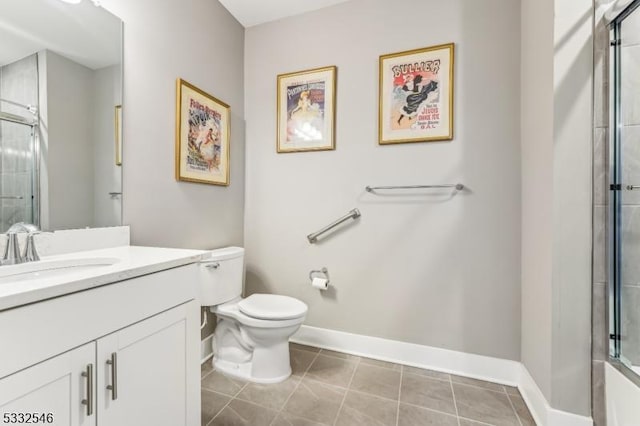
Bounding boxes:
0 0 123 232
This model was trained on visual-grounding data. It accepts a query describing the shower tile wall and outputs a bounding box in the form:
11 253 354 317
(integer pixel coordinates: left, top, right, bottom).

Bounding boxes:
592 2 609 425
0 54 38 232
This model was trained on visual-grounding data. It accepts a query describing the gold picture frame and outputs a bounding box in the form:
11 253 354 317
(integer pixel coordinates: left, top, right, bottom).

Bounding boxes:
175 78 231 186
276 66 337 153
378 43 454 145
115 105 122 166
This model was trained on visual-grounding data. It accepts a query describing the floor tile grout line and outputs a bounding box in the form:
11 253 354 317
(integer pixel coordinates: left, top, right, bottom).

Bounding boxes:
332 385 459 412
206 370 249 426
202 388 238 399
458 416 495 426
233 394 280 413
203 345 521 426
204 377 467 424
398 402 462 422
450 380 515 395
449 373 462 426
314 352 362 366
201 366 215 382
404 373 451 383
206 395 233 426
396 365 403 426
335 385 401 403
233 381 301 414
332 356 361 426
299 348 322 382
200 382 245 397
267 348 323 426
302 375 352 392
506 392 525 426
318 348 364 360
387 398 463 419
312 346 514 391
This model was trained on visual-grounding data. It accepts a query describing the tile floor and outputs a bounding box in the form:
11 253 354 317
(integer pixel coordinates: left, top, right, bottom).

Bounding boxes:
201 343 537 426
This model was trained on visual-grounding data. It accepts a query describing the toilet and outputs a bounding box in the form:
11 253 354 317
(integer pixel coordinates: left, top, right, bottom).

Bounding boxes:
199 247 308 383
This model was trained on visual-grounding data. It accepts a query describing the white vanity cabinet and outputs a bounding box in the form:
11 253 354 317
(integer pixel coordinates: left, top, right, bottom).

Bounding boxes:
96 303 195 426
0 342 96 426
0 258 201 426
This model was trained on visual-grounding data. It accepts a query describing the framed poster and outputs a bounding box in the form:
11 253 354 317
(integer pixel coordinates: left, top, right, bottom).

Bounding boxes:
379 43 454 144
277 66 336 153
175 78 230 185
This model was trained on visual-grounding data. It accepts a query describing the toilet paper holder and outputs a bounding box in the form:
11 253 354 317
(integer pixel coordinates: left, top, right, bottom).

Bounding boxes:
309 267 330 284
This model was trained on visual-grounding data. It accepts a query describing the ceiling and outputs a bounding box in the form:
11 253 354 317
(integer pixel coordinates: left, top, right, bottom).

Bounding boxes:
0 0 121 69
219 0 353 27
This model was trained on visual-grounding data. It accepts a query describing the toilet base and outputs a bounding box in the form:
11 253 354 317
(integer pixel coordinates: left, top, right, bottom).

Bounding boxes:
213 356 292 384
211 306 303 384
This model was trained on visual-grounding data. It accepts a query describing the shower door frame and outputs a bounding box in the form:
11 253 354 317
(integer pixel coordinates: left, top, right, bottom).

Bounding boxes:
608 0 640 387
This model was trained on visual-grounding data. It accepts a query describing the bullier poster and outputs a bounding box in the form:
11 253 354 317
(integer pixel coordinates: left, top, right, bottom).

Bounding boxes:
379 43 454 144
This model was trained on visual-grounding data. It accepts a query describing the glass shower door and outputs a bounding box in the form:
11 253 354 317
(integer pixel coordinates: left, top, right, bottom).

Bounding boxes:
612 3 640 378
0 119 36 233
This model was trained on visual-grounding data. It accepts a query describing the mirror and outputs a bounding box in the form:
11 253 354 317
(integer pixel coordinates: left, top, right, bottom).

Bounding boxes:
0 0 123 232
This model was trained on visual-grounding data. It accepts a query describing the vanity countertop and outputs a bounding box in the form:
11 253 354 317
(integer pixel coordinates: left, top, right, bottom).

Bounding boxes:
0 245 207 312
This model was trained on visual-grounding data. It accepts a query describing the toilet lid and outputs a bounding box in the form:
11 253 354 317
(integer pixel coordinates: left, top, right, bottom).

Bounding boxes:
238 294 308 320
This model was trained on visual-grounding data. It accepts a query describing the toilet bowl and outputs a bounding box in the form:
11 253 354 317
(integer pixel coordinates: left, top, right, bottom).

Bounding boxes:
211 294 307 383
198 247 308 383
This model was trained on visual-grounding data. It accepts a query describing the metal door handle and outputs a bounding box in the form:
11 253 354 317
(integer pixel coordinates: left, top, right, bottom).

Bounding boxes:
627 185 640 190
81 363 94 416
106 352 118 400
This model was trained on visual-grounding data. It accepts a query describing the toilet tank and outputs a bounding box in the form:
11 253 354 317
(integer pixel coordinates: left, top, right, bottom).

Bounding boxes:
198 246 244 306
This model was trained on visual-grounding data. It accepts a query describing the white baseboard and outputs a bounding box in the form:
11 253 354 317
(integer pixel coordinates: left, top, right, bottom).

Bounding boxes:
292 325 593 426
200 334 213 364
518 364 593 426
292 325 520 386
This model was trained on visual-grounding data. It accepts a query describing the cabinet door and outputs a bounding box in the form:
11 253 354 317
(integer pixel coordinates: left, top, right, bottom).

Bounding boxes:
0 342 96 426
97 301 199 426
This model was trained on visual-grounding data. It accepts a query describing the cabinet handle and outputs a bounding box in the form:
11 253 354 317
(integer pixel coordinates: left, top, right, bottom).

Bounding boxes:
81 364 94 416
199 259 220 269
106 352 118 400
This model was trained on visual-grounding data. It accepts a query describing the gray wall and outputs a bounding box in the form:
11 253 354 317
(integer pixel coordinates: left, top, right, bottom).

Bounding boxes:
100 0 245 341
550 0 593 415
44 51 95 230
521 0 593 417
93 65 122 228
520 0 555 401
244 0 522 361
101 0 246 251
38 52 122 232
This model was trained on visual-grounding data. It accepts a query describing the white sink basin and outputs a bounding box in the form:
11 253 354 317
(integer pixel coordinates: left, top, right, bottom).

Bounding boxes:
0 257 120 284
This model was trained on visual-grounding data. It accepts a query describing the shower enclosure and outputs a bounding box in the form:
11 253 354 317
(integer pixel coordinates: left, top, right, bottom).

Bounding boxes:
0 54 40 233
609 0 640 384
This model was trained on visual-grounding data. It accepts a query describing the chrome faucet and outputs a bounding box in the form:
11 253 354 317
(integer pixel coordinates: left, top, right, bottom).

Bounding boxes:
2 223 41 265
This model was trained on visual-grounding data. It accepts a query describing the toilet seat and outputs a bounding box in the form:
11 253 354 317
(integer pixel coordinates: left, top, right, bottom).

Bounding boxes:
238 294 307 320
212 295 307 329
